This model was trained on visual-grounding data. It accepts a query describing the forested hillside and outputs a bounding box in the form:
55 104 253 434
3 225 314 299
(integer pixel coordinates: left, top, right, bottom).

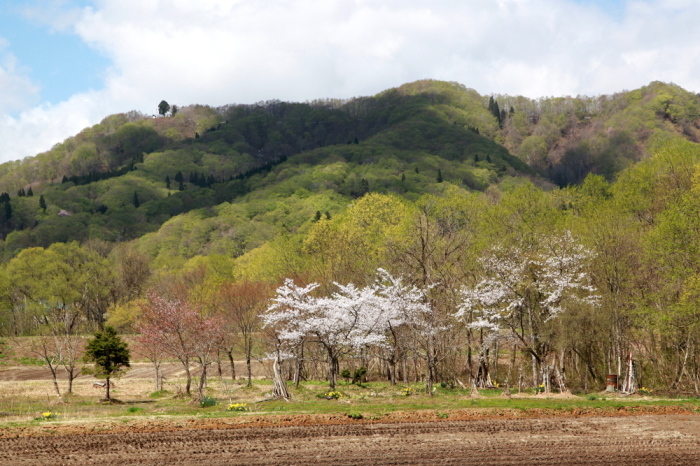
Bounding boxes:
2 80 700 394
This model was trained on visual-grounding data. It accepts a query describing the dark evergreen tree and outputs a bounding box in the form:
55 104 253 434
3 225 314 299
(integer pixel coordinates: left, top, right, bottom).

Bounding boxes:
39 195 47 212
325 211 331 220
174 171 183 183
178 180 185 191
488 96 502 126
158 100 170 116
314 210 322 222
3 200 11 220
401 173 406 182
27 187 33 197
133 191 140 208
437 169 443 183
165 175 171 190
83 326 130 401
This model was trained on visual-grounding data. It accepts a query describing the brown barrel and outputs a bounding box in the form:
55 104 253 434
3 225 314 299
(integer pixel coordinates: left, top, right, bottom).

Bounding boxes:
606 374 618 391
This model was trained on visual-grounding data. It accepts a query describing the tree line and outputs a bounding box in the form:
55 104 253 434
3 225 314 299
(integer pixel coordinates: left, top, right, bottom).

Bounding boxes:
3 137 700 397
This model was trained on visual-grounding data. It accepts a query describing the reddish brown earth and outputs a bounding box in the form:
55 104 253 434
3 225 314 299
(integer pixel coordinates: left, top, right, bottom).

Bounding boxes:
2 409 700 465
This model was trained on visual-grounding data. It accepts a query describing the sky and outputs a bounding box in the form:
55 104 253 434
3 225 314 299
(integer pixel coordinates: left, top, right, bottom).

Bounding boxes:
0 0 698 164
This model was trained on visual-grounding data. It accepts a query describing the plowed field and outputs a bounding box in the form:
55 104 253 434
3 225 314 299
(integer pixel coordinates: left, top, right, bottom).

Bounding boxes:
2 414 700 465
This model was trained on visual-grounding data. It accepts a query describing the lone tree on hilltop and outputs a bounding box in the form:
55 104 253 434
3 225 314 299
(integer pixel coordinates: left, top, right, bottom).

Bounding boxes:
158 100 171 116
83 326 130 401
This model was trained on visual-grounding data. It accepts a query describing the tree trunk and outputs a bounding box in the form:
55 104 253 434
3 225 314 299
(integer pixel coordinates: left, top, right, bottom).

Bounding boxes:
388 356 397 386
64 365 80 394
328 351 339 390
198 363 208 399
105 376 111 401
246 339 253 387
272 355 290 400
226 350 236 381
49 365 61 397
183 362 192 395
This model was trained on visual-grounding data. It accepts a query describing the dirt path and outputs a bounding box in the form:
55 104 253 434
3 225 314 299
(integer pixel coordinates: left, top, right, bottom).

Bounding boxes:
2 414 700 465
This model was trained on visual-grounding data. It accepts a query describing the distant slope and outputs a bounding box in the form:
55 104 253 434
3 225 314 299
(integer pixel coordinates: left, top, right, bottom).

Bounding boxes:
0 80 698 260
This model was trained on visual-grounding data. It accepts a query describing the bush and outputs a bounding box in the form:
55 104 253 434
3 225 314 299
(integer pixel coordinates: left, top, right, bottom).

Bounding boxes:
227 403 247 412
346 412 363 420
638 387 652 396
34 411 59 421
318 391 343 400
199 396 218 408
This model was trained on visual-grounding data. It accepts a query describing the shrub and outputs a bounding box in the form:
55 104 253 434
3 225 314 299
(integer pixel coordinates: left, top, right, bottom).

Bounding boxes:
199 396 218 408
227 403 247 412
318 391 343 400
638 387 652 396
35 411 59 421
346 412 363 420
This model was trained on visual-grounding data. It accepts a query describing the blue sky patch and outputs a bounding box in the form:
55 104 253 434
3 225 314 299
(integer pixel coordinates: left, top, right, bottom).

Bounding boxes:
0 1 109 105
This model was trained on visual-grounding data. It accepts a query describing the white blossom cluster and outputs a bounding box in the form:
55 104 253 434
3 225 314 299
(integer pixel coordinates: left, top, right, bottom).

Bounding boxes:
262 269 430 355
457 231 599 334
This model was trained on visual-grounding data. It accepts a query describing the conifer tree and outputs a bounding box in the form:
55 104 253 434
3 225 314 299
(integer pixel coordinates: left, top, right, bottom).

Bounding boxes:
27 187 33 197
165 175 171 190
39 195 47 212
133 192 140 208
83 326 130 401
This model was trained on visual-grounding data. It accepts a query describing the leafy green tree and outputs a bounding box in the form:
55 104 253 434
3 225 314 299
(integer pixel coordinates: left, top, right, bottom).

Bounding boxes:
83 326 130 401
158 100 171 116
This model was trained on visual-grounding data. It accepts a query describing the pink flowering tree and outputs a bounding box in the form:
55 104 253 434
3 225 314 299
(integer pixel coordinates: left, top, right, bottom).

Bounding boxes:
137 292 225 398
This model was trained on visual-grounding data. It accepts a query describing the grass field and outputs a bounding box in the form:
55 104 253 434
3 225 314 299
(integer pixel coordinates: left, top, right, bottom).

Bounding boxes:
1 370 699 430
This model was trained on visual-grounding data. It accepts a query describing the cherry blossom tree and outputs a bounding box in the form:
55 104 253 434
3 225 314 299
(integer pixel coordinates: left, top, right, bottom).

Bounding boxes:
309 282 387 389
137 293 225 398
458 231 599 388
262 280 319 399
263 270 436 391
374 269 429 385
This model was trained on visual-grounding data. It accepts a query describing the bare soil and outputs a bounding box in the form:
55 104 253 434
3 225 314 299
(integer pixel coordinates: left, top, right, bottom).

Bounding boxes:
2 409 700 464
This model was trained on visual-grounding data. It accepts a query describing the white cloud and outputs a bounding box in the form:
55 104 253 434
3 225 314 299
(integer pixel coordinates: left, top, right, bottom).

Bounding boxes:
0 39 40 115
2 0 700 164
